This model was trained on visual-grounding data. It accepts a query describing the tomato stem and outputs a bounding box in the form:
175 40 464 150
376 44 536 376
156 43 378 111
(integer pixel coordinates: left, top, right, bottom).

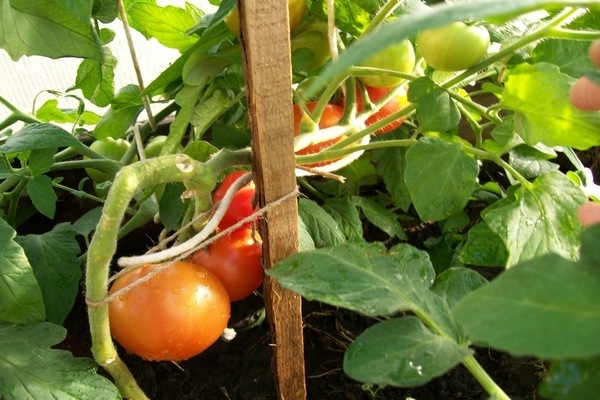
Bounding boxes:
462 355 512 400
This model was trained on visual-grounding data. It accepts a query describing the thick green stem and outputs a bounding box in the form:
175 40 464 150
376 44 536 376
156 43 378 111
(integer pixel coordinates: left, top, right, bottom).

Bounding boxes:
86 154 219 398
462 355 512 400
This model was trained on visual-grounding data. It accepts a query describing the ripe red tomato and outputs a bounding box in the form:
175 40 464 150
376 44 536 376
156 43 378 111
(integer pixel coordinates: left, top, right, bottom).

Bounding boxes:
191 228 263 302
294 101 344 167
417 22 490 71
108 261 230 361
212 171 257 230
343 85 409 135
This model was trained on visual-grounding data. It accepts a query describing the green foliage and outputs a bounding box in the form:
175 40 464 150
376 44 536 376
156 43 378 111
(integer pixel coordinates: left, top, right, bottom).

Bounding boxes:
0 322 121 400
1 0 600 398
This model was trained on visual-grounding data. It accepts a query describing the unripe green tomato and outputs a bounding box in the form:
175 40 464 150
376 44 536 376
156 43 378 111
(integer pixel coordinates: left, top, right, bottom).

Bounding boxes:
144 135 168 158
291 29 331 70
224 0 307 36
417 22 490 71
84 137 130 183
357 39 416 88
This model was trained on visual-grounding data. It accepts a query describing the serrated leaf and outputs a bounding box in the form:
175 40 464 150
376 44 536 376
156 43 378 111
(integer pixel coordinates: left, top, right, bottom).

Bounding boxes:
127 2 201 51
16 224 81 325
28 148 56 175
322 198 364 242
35 99 101 125
431 267 488 309
0 0 103 61
405 137 479 221
508 144 559 180
501 62 600 150
72 206 103 240
540 357 600 400
298 198 346 248
0 322 121 400
73 46 116 107
183 53 231 87
482 171 586 267
93 85 144 139
268 242 435 317
372 145 412 211
0 124 83 153
298 217 316 252
459 222 508 267
454 252 600 359
308 0 370 36
343 316 471 387
27 175 57 219
532 39 594 78
0 219 45 324
92 0 118 23
415 89 460 132
351 196 406 240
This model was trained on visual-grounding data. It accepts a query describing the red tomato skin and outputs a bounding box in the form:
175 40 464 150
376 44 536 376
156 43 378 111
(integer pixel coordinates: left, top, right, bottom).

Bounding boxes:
212 171 257 230
345 85 408 135
191 228 263 302
293 101 344 167
108 261 230 362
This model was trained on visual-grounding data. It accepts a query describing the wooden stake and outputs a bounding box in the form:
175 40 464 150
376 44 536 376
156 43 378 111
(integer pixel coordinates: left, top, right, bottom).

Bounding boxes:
238 1 307 399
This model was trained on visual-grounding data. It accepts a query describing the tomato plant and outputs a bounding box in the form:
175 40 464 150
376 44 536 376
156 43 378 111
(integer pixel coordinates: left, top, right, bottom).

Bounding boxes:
293 101 344 166
342 85 409 135
2 0 600 399
224 0 307 35
191 227 263 302
108 261 230 362
84 137 131 183
417 22 490 71
212 170 257 230
357 39 415 88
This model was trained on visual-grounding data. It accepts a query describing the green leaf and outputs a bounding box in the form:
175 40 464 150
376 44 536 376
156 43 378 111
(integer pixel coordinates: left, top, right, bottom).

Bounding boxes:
0 322 121 399
72 207 103 241
540 357 600 400
351 196 406 240
532 39 594 78
183 53 231 87
127 2 201 52
0 0 103 61
508 144 559 180
482 171 586 267
501 62 600 150
459 222 508 267
93 85 144 139
73 46 117 107
343 316 472 387
16 224 81 325
431 267 488 309
0 219 45 324
372 145 412 211
28 148 56 175
298 217 316 252
92 0 118 23
298 198 346 248
0 124 83 153
190 90 235 137
322 198 364 242
453 252 600 359
405 137 479 221
415 90 461 132
269 242 435 317
159 182 185 231
35 99 101 125
27 175 57 219
308 0 371 36
184 141 218 163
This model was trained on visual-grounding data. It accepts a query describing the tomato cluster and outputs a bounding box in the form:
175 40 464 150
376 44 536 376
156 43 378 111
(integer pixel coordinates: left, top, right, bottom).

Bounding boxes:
108 171 263 361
